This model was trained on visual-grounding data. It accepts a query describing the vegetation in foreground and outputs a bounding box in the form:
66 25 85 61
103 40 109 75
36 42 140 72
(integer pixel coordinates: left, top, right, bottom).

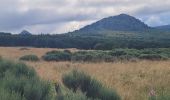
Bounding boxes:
0 58 52 100
0 57 122 100
0 47 170 100
42 48 170 62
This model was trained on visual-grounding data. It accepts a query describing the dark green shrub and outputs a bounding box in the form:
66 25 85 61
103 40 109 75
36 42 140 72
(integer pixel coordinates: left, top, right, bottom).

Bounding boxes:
43 51 71 61
83 54 94 62
118 55 137 61
141 49 157 54
109 50 127 56
98 87 120 100
19 55 39 61
90 51 114 62
62 70 120 100
0 59 52 100
43 48 170 62
71 51 88 62
71 54 86 62
11 63 36 78
62 70 91 92
0 60 14 78
70 51 114 62
139 54 167 60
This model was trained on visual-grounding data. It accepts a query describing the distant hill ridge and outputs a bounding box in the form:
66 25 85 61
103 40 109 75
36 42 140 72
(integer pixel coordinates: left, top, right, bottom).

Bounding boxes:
155 25 170 31
73 14 151 34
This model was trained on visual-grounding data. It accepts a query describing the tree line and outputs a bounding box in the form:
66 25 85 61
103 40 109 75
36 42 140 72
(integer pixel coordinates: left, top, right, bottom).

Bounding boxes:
0 33 170 50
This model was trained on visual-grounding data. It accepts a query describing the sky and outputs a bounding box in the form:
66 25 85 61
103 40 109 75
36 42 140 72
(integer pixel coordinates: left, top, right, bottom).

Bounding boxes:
0 0 170 34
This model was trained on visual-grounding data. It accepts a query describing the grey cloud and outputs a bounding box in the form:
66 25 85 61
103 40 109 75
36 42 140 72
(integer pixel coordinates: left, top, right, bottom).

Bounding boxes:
134 5 170 16
0 0 170 34
0 8 96 30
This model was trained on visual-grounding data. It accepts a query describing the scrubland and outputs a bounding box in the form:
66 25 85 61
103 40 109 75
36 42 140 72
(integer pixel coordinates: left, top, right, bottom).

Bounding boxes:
0 47 170 100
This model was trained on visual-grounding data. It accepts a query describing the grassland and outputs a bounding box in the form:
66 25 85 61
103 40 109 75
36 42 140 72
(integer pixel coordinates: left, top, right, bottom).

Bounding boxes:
0 47 170 100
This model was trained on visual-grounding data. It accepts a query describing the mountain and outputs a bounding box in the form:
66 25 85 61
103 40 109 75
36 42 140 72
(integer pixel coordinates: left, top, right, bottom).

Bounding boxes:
19 30 32 35
73 14 151 34
155 25 170 31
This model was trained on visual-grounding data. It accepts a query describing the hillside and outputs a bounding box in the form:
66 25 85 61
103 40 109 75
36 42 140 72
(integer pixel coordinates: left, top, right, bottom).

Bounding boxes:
73 14 151 35
155 25 170 31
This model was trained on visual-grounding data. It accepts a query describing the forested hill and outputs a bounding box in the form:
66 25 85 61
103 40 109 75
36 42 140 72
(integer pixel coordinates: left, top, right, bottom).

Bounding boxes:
73 14 151 35
0 14 170 50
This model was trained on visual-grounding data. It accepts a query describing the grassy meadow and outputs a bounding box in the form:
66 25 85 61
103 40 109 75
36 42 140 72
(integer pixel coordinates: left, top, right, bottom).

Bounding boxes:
0 47 170 100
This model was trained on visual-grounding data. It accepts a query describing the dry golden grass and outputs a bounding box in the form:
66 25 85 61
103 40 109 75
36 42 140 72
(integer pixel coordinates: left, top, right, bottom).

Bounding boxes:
0 47 170 100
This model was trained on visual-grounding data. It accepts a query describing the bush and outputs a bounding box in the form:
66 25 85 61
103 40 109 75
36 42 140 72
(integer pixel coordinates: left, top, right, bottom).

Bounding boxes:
43 51 71 61
109 49 127 56
71 54 86 62
0 59 52 100
43 48 170 62
43 50 114 62
62 70 120 100
19 55 39 61
139 54 167 60
72 52 95 62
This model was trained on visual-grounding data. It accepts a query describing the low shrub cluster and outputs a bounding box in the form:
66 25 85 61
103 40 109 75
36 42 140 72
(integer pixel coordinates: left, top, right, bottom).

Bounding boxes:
20 55 39 61
43 50 71 61
42 50 123 62
0 59 51 100
61 70 120 100
42 48 170 62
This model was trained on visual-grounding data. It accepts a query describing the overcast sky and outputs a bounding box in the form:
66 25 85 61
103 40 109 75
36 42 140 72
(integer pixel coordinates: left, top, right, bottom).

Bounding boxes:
0 0 170 34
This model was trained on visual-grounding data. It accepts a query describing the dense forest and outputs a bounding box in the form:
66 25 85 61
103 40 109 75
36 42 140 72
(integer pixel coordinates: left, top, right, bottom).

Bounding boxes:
1 30 170 50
